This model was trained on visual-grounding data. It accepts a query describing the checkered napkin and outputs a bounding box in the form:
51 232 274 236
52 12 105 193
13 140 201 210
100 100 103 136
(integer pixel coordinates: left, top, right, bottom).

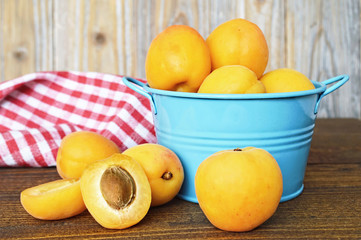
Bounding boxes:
0 71 156 167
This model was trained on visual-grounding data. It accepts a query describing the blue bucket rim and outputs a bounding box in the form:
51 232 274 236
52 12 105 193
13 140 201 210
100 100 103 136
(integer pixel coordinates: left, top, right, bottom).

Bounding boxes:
142 80 327 100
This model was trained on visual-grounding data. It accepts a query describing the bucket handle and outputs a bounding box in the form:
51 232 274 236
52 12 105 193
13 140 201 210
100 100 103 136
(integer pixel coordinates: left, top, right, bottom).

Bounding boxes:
122 77 157 115
314 74 349 114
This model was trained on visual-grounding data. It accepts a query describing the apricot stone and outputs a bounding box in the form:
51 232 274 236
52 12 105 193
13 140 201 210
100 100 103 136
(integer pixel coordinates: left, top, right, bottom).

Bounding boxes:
100 166 136 209
80 153 151 229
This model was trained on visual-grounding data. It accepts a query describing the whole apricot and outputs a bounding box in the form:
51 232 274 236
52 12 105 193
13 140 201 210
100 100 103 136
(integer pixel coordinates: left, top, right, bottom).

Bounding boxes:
206 18 269 78
123 143 184 207
195 147 283 232
56 131 120 179
260 68 315 93
20 179 86 220
80 153 151 229
145 25 211 92
197 65 265 94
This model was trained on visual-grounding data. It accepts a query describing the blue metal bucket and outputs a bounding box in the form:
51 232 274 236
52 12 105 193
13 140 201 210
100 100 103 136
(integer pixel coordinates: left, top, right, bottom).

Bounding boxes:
123 75 349 203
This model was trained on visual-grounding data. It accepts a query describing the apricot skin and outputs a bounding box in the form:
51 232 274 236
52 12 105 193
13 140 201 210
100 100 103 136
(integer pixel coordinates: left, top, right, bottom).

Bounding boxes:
80 153 151 229
260 68 315 93
206 18 269 79
145 25 211 92
56 131 120 179
197 65 266 94
20 179 86 220
195 147 283 232
123 143 184 207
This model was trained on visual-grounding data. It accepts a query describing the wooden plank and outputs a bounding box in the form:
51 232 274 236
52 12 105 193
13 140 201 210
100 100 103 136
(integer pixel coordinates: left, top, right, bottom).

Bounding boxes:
0 0 53 82
53 0 80 71
1 0 36 81
33 0 53 73
285 0 360 118
245 0 286 73
0 0 4 81
309 118 361 164
54 0 121 76
1 162 360 239
86 0 119 75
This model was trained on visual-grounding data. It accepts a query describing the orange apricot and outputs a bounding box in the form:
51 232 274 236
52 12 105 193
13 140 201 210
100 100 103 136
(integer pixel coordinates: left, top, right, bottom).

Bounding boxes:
195 147 283 232
56 131 120 179
145 25 211 92
123 143 184 207
260 68 315 93
20 179 86 220
80 153 151 229
198 65 265 94
206 18 269 79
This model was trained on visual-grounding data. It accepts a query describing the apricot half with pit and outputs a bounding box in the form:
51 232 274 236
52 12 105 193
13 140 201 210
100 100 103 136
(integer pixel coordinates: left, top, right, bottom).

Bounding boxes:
195 147 283 232
123 143 184 207
56 131 120 179
80 153 151 229
20 178 86 220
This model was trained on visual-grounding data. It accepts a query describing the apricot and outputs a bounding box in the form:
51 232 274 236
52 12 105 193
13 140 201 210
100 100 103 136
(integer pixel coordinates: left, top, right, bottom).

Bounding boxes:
195 147 283 232
123 143 184 207
20 179 86 220
198 65 265 94
260 68 315 93
56 131 120 179
145 25 211 92
80 153 151 229
206 18 269 78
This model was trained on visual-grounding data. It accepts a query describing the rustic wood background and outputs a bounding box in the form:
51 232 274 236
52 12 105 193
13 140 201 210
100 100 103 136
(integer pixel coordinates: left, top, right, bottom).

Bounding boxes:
0 0 360 119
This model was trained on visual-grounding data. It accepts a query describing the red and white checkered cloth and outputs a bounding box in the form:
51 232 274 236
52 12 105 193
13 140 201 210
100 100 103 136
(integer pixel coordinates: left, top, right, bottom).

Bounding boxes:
0 71 156 167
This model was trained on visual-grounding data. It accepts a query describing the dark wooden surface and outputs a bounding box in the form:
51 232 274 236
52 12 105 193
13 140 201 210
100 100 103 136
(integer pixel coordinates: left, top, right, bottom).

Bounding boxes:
1 119 360 239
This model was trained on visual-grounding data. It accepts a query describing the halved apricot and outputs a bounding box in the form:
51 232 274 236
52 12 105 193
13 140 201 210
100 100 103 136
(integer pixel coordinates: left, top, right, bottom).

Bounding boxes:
80 153 151 229
20 179 86 220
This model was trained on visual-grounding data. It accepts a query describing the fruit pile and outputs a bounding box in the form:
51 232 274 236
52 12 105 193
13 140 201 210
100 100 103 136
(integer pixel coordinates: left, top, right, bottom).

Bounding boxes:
145 18 315 94
21 18 298 232
21 131 184 229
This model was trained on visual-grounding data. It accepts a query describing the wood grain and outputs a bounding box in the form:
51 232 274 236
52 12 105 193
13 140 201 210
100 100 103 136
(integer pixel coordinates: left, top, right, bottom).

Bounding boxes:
285 0 360 118
1 0 36 80
1 164 360 239
0 0 360 118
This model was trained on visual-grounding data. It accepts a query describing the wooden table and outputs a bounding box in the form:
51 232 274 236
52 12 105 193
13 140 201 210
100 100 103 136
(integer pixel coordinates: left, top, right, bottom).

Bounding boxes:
1 119 360 239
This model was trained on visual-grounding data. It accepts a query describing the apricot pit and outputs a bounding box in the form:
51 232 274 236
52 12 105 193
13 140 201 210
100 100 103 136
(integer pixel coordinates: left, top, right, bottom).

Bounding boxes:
80 153 151 229
100 166 136 210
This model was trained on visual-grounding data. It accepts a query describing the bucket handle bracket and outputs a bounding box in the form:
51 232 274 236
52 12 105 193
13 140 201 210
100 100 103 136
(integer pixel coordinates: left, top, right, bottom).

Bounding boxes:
314 75 349 114
122 77 157 115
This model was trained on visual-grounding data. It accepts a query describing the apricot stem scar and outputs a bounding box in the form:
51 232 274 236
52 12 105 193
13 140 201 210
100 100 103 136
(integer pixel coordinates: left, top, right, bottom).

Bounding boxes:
162 172 173 180
234 148 242 151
